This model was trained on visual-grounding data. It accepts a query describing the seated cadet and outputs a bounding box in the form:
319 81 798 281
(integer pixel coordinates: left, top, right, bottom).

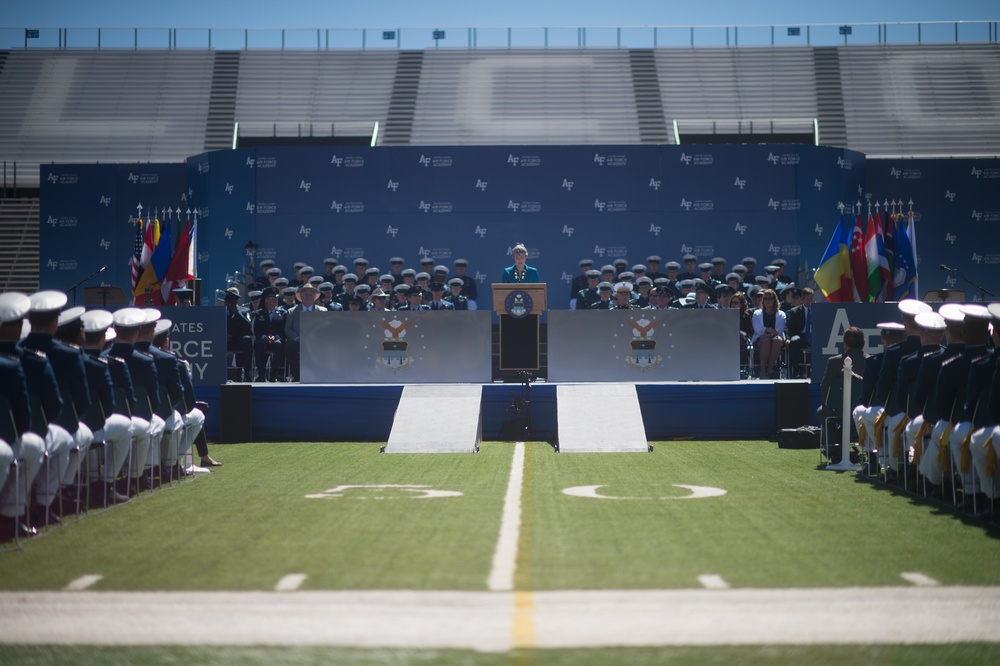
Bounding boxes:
255 259 275 287
78 310 133 504
817 326 867 457
947 305 995 502
399 286 429 311
575 270 601 310
663 261 681 292
600 264 617 286
731 264 751 293
645 256 664 283
379 274 396 300
334 273 359 308
344 294 364 311
418 257 434 276
678 254 698 282
355 283 372 310
969 303 1000 504
904 312 959 479
308 275 325 288
453 259 478 309
288 262 306 288
0 294 46 539
612 258 629 280
634 277 653 308
322 258 340 282
631 264 648 284
330 265 348 296
400 268 417 288
919 304 973 490
443 278 469 310
136 311 186 478
264 266 282 288
246 290 263 313
285 283 327 382
427 283 454 310
772 258 790 289
697 263 716 289
296 265 315 288
589 282 615 309
152 319 207 475
569 259 594 309
711 257 728 284
25 291 93 518
393 283 410 310
741 256 758 283
388 257 406 285
251 286 288 382
318 282 340 310
853 323 905 466
280 286 298 312
414 272 432 299
612 282 637 310
107 308 164 492
432 265 449 286
353 257 370 278
364 267 381 290
369 288 391 312
714 284 735 309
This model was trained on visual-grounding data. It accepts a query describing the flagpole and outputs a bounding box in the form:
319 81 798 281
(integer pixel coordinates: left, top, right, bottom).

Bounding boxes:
908 199 919 298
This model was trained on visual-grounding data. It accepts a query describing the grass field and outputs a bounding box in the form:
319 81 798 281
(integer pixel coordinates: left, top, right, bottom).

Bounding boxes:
2 439 1000 663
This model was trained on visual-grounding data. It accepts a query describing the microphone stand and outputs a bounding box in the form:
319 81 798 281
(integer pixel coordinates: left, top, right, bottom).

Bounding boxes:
65 265 108 306
942 265 994 302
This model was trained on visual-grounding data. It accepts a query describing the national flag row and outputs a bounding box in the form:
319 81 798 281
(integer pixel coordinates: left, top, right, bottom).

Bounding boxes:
130 206 198 306
814 204 919 303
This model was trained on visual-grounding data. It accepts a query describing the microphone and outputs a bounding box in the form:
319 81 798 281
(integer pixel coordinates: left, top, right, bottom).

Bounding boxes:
939 264 955 272
99 265 109 273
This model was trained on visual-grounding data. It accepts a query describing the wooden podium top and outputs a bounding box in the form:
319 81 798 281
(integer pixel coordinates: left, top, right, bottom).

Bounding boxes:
491 283 547 314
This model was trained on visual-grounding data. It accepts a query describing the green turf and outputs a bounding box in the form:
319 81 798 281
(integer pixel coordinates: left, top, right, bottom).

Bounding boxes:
2 440 1000 592
2 644 1000 666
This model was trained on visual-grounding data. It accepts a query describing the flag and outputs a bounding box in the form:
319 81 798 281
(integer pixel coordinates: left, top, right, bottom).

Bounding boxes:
883 212 897 283
864 211 886 303
134 217 172 305
133 217 160 302
814 213 852 302
892 214 918 300
849 211 869 302
130 217 144 298
875 212 891 302
162 220 192 304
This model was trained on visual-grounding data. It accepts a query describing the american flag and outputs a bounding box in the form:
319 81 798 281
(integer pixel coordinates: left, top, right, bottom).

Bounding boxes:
130 213 144 297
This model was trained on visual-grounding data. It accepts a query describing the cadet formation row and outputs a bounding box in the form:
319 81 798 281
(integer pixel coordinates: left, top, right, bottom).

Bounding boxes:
821 299 1000 515
0 291 221 543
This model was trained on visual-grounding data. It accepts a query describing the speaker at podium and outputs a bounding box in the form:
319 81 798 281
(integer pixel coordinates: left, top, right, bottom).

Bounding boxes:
492 283 546 372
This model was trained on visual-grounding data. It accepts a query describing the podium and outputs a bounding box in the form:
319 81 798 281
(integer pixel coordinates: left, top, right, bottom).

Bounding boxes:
492 283 547 372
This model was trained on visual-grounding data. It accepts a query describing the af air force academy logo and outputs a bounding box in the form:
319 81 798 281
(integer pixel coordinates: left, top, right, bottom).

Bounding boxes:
625 316 660 371
378 319 413 374
504 290 533 319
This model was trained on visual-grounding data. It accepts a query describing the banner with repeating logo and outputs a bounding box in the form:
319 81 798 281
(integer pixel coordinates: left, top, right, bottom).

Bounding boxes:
40 147 1000 319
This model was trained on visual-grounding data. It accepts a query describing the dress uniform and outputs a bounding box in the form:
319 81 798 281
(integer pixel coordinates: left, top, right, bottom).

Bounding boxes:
852 323 902 460
568 259 594 309
443 278 469 310
969 303 1000 499
224 288 254 381
135 311 186 474
677 254 698 282
645 256 664 284
575 270 601 310
78 310 132 503
589 282 615 309
252 287 288 381
711 257 728 283
612 282 638 310
398 286 429 311
389 258 406 286
741 257 758 283
0 293 46 537
427 283 455 310
153 319 206 473
453 259 478 309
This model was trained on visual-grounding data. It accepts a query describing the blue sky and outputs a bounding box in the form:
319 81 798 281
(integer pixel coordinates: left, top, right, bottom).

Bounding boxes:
4 0 997 29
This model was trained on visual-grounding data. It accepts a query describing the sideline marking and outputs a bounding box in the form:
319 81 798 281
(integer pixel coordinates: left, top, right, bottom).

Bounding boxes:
901 572 940 587
698 574 730 590
487 441 525 592
562 484 727 500
304 484 463 500
65 575 102 591
275 574 308 592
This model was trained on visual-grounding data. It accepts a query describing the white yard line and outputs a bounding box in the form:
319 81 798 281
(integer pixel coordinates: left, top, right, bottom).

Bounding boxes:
487 441 525 592
3 588 1000 650
64 575 102 591
275 574 308 592
697 574 729 590
901 572 940 587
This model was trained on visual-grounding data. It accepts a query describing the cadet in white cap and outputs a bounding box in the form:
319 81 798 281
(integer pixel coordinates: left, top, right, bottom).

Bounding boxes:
109 307 165 490
899 312 948 479
945 305 995 500
969 303 1000 503
0 293 47 538
21 290 90 522
152 318 207 474
136 311 186 480
852 322 906 471
77 310 133 504
919 304 972 489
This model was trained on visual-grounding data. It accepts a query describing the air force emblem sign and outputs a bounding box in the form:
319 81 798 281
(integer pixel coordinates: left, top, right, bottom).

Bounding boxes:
504 289 533 318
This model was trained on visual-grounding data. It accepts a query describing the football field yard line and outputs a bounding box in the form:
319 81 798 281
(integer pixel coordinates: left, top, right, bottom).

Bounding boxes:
64 575 102 591
275 574 308 591
697 574 729 590
901 572 940 587
487 441 525 592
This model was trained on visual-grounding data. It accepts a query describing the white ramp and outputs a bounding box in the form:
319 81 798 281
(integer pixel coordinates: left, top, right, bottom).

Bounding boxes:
557 384 648 452
385 385 482 453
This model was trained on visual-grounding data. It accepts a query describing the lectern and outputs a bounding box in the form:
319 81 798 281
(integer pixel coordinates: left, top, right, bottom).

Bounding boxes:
492 283 547 372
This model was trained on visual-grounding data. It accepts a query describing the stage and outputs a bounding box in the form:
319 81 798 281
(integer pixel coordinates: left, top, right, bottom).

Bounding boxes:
201 379 819 444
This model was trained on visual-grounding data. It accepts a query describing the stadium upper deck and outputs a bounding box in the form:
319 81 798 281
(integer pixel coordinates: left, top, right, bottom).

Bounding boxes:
0 34 998 188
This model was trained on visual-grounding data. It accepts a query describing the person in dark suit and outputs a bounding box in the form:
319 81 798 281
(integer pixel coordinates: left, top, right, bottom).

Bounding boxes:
224 288 253 381
452 259 478 310
568 259 594 309
501 244 540 284
252 286 288 382
785 288 814 379
817 326 867 463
